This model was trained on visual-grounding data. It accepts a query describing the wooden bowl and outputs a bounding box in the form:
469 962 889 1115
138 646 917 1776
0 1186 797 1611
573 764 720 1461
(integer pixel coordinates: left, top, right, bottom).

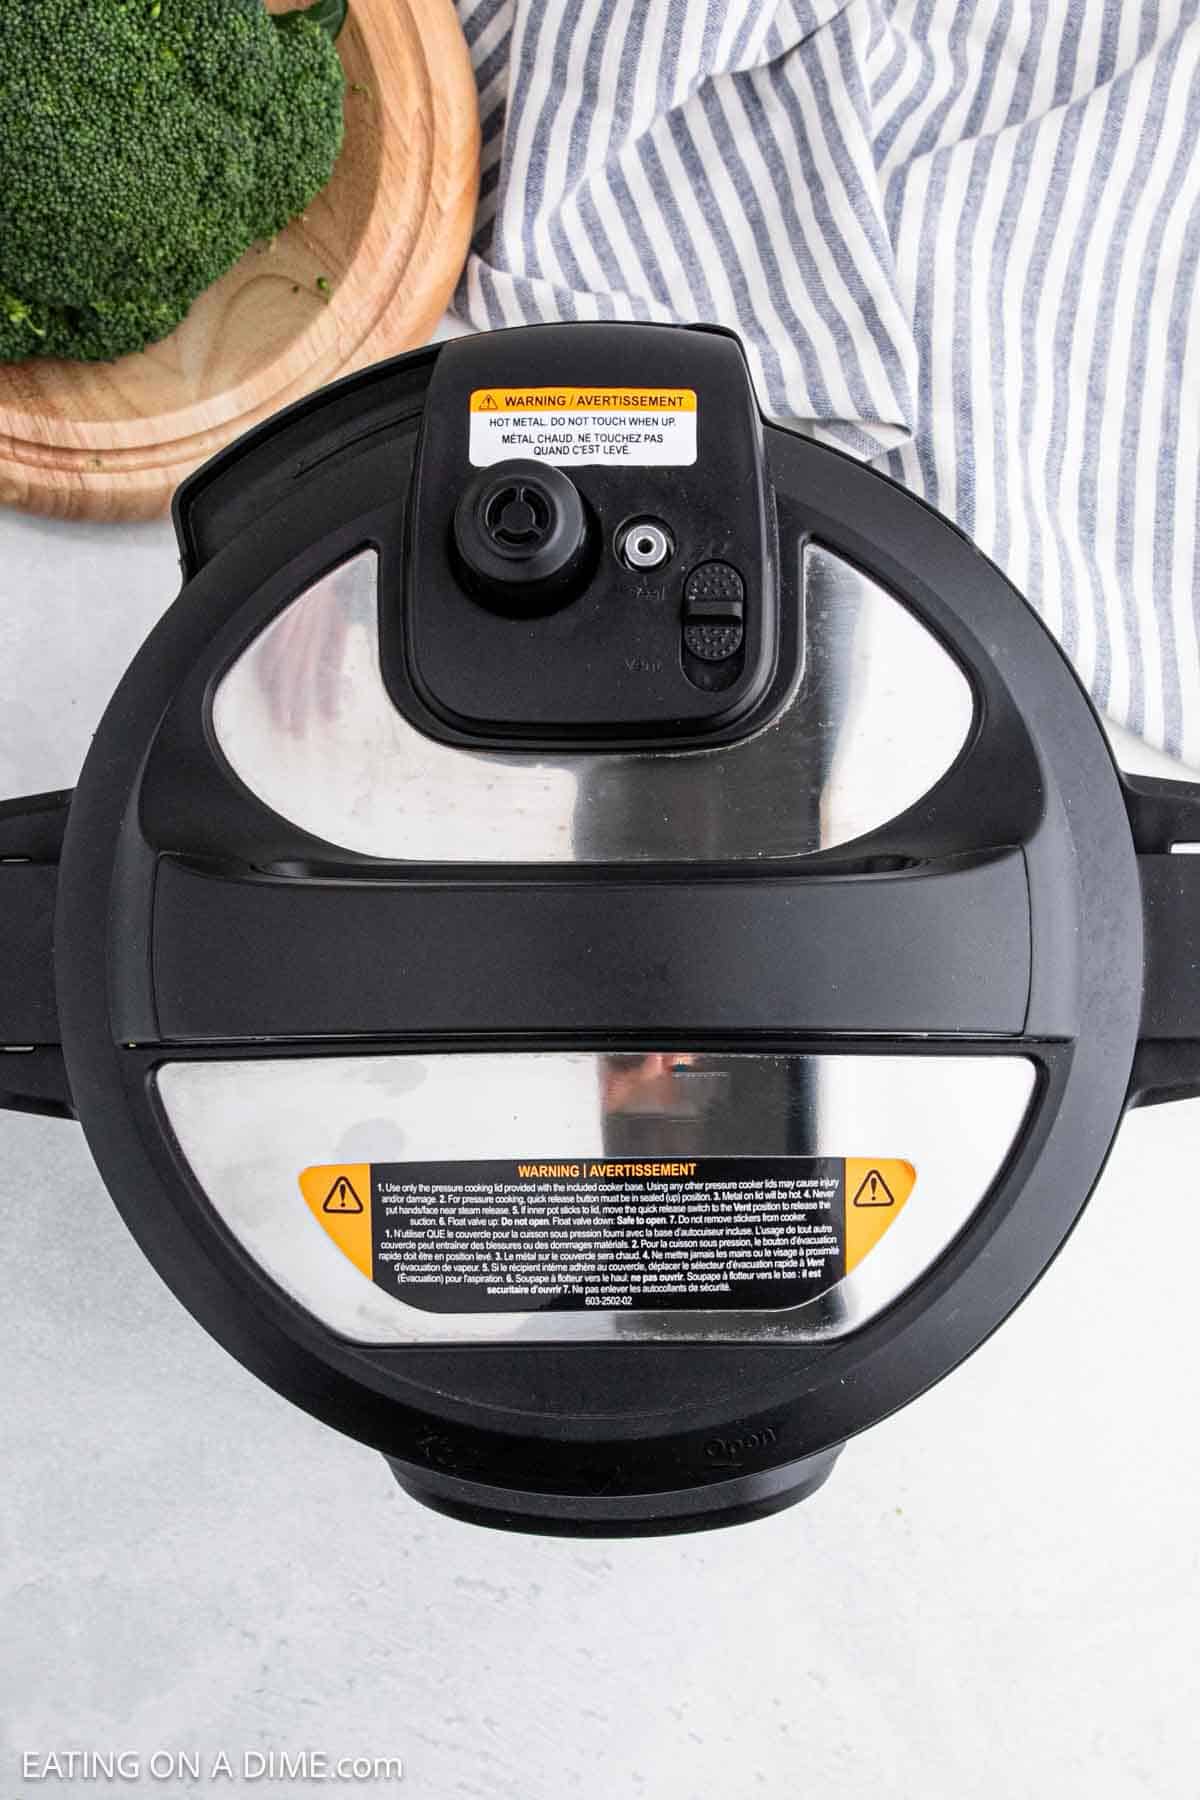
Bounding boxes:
0 0 480 522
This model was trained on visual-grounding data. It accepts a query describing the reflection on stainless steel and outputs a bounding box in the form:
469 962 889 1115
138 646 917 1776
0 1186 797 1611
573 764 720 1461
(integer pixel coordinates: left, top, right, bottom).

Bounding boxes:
157 1053 1036 1345
211 546 974 862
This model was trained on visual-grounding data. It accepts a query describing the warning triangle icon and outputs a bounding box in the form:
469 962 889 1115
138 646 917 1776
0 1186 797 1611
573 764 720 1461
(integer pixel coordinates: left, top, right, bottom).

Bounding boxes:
851 1168 896 1209
322 1174 364 1215
480 393 498 409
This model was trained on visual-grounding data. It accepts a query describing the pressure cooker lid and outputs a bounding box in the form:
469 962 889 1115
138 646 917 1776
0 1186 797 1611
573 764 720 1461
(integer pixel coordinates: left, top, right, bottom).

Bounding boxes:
9 322 1194 1533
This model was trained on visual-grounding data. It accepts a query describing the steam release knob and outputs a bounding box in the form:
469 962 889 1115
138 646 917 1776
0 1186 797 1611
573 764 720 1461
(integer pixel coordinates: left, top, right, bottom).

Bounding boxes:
453 461 592 615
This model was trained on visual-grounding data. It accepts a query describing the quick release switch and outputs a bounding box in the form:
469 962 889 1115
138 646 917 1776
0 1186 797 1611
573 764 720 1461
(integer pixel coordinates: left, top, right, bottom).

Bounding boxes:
683 562 746 662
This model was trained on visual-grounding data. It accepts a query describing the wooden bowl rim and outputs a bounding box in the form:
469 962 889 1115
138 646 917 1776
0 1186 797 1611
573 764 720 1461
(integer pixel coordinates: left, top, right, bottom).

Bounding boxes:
0 0 478 508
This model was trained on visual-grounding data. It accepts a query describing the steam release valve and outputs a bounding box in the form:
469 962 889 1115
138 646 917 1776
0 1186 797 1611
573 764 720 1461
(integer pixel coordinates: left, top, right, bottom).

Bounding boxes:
452 460 592 615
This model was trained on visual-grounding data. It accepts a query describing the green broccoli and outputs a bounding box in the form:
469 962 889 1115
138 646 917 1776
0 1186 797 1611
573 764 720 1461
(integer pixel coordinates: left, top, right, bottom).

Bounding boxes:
0 0 346 364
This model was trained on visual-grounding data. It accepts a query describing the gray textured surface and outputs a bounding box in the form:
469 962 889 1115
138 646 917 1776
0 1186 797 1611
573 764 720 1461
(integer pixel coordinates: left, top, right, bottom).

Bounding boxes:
2 503 1199 1800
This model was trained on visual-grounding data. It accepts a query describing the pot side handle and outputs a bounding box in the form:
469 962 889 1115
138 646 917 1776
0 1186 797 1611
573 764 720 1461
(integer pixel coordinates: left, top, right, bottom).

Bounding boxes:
1126 774 1200 1108
0 790 73 1119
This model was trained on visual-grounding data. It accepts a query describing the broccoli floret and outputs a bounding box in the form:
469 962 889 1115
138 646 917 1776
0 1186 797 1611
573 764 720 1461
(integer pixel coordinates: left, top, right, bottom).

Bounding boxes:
0 0 346 363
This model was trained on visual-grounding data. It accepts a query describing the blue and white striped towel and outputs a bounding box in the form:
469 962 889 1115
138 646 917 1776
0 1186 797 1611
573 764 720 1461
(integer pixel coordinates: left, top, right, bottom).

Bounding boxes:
453 0 1200 766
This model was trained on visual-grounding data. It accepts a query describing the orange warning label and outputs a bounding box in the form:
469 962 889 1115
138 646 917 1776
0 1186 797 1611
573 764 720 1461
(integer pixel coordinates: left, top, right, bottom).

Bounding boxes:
300 1156 916 1309
845 1158 916 1273
300 1163 372 1278
470 387 697 413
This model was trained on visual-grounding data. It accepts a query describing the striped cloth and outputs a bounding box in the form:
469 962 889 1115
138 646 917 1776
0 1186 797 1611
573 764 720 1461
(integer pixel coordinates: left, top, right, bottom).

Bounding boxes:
452 0 1200 766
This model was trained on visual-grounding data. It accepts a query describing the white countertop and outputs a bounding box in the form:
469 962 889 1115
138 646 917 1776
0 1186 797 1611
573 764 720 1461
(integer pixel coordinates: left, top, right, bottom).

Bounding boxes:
1 408 1197 1799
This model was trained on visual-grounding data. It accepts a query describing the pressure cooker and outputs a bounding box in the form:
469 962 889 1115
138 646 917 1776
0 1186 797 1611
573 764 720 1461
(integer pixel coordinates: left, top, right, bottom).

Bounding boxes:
3 323 1197 1534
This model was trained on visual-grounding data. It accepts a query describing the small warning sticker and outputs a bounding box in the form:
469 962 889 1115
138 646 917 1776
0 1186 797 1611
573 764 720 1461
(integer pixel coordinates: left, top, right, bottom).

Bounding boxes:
299 1156 915 1314
468 386 698 468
